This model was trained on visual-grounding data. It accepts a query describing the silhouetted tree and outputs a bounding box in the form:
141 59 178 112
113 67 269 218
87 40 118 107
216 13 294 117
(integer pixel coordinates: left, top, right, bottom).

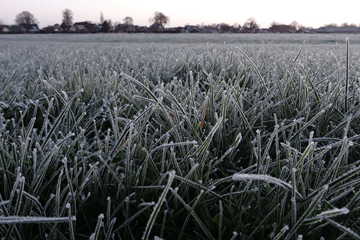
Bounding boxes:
340 22 357 27
61 9 73 29
123 17 134 32
324 23 338 27
15 11 38 25
100 20 110 32
123 17 133 26
149 11 169 28
290 20 299 30
220 23 231 32
233 23 241 29
269 20 280 28
107 19 112 27
100 12 104 24
243 17 258 29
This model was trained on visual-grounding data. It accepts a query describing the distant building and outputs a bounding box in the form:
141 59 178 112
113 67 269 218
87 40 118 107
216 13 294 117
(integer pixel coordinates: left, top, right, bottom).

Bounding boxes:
240 27 260 33
0 25 10 33
189 28 201 33
9 25 26 33
296 28 313 34
43 24 63 33
185 25 196 31
69 25 86 33
19 23 40 33
165 27 182 33
260 28 271 33
135 26 149 33
269 25 296 33
185 25 205 33
314 27 360 34
73 22 97 33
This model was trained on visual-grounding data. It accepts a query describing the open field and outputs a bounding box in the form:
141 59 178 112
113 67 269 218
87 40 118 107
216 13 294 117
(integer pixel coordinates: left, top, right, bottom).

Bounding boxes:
2 34 360 239
3 33 360 44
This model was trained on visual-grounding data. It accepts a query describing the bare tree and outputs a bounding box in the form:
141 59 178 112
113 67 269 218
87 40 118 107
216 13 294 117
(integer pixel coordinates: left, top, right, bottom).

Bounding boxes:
243 17 258 29
290 20 299 30
220 23 231 32
15 11 38 25
100 12 104 24
107 19 112 27
0 19 5 25
324 23 338 27
269 20 280 28
233 23 241 29
62 9 73 27
149 11 170 27
123 17 134 32
340 22 357 27
123 17 133 26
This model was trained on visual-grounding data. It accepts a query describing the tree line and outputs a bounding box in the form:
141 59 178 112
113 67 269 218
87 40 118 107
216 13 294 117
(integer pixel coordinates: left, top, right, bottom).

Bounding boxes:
10 9 170 32
8 9 360 33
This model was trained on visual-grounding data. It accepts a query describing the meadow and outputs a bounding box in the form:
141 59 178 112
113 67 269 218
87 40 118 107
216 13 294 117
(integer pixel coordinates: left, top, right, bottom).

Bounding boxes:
1 33 360 239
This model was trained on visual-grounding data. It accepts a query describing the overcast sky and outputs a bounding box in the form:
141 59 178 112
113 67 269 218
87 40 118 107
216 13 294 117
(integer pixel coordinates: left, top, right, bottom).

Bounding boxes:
1 0 360 28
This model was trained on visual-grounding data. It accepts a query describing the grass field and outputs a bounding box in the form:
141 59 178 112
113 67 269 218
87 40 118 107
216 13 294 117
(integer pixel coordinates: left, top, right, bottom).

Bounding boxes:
2 34 360 239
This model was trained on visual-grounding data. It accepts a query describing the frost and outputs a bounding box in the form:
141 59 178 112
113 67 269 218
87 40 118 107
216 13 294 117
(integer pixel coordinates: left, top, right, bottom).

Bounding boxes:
139 201 155 207
0 216 74 224
232 173 302 199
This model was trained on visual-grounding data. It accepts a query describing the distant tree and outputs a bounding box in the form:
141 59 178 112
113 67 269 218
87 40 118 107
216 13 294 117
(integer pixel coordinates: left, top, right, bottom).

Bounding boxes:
123 17 133 26
149 11 170 28
290 20 299 30
298 24 306 29
100 20 110 32
123 17 134 32
324 23 338 27
220 23 231 32
60 22 67 29
0 19 5 25
100 12 104 24
107 19 112 27
341 22 357 27
62 9 73 28
15 11 38 25
243 17 259 29
233 23 241 29
269 20 280 28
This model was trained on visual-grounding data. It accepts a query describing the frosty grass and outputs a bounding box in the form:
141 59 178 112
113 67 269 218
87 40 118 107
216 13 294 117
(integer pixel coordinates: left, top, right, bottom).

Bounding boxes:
2 34 360 239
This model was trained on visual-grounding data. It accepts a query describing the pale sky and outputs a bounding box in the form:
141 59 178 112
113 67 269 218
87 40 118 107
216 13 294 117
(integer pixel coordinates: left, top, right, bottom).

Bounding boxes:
1 0 360 29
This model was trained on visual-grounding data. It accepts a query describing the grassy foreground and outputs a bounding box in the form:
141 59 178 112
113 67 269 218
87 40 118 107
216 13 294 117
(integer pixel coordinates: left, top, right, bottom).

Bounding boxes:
2 37 360 239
